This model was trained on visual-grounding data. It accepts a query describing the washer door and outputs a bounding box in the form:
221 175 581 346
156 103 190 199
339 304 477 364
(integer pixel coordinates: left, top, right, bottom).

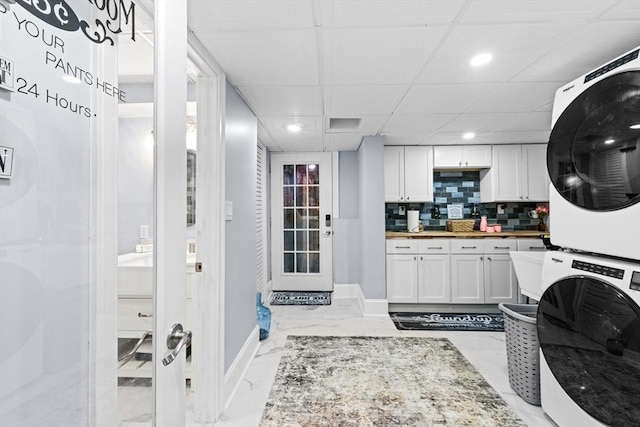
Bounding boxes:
547 69 640 211
537 276 640 427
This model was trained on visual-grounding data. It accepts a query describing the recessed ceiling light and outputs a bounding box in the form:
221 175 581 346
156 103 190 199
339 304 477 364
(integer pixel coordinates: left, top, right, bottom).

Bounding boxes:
630 123 640 129
470 53 492 67
287 124 301 133
63 75 81 84
604 139 615 145
463 132 475 140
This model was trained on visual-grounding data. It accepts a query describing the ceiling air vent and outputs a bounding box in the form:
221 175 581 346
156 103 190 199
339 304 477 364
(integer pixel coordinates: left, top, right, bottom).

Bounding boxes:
329 118 361 131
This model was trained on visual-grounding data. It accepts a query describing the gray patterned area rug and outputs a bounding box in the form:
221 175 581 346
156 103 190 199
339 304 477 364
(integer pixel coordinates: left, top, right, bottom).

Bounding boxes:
271 291 331 305
260 336 525 427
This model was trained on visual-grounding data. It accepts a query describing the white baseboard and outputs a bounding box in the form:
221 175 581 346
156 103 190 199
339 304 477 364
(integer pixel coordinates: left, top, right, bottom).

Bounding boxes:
223 326 259 410
334 283 388 317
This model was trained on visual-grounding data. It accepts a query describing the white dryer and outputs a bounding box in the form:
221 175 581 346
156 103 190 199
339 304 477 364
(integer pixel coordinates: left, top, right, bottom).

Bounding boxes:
547 46 640 261
538 251 640 427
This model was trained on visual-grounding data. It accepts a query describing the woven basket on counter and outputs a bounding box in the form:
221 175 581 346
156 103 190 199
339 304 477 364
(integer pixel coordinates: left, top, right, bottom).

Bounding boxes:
446 219 476 232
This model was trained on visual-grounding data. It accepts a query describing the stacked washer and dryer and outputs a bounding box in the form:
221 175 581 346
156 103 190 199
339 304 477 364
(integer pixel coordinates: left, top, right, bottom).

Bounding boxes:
539 47 640 426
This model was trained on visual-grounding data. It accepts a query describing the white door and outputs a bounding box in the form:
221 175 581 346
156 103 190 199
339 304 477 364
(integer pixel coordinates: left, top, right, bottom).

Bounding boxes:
153 2 190 426
271 153 333 291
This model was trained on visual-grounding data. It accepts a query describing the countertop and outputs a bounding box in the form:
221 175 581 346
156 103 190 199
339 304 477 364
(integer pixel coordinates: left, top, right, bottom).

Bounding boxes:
386 230 545 239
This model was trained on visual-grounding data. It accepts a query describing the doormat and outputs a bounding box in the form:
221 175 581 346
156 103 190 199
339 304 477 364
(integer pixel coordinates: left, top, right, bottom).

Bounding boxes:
260 336 525 426
390 312 504 331
271 291 331 306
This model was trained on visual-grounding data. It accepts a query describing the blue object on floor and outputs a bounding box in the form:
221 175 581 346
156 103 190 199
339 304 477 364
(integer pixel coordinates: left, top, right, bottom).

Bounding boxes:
256 292 271 340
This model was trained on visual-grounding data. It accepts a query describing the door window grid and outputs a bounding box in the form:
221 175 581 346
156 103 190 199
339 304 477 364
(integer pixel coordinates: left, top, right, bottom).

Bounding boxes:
283 163 320 274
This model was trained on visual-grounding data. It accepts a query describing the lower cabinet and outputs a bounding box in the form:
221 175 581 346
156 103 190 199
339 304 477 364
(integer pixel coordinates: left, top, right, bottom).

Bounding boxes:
387 238 518 305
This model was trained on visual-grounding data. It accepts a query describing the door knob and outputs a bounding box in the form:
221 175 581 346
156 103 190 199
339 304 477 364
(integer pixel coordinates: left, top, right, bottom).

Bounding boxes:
162 323 192 366
322 231 332 236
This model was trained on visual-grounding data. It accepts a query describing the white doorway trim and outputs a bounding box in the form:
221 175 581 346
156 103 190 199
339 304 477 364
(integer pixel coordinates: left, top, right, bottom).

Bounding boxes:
187 35 227 423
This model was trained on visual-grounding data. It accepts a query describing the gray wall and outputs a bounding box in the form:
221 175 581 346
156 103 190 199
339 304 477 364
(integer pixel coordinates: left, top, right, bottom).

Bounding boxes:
118 117 154 254
334 151 360 284
357 136 386 299
224 81 258 372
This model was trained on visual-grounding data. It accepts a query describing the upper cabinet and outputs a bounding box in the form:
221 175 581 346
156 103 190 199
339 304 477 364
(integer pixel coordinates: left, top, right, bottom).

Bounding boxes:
480 144 549 202
433 145 492 169
384 146 433 202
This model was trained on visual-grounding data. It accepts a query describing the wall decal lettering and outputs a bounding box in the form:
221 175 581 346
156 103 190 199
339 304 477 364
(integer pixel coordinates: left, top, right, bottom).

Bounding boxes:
15 0 136 46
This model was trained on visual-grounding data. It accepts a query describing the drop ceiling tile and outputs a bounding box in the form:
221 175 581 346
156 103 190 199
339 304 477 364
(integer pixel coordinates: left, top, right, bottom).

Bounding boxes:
260 116 322 134
513 22 640 82
439 113 524 133
324 134 363 151
238 86 323 116
321 0 466 27
382 133 432 146
188 0 314 31
383 114 456 133
422 132 487 145
270 133 325 152
459 1 617 24
395 84 498 115
325 115 388 134
198 30 319 86
325 85 408 116
467 82 564 113
497 112 552 132
417 23 580 84
485 131 551 144
324 27 449 85
599 0 640 20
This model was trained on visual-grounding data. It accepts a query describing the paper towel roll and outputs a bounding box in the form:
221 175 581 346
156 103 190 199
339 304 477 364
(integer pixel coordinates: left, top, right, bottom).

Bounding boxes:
407 210 420 232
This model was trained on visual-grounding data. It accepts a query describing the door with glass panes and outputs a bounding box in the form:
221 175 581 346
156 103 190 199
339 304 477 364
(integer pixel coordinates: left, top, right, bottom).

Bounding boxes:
271 153 333 291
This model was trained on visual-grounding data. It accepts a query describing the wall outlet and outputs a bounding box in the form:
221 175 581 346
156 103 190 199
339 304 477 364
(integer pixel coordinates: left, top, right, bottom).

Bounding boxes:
398 206 406 215
497 204 505 214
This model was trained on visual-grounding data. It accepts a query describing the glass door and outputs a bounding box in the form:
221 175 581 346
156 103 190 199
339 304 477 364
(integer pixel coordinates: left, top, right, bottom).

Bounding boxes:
271 153 333 291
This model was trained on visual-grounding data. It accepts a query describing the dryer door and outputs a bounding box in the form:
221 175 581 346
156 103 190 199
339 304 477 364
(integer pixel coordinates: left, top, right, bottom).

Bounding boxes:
537 276 640 427
547 69 640 211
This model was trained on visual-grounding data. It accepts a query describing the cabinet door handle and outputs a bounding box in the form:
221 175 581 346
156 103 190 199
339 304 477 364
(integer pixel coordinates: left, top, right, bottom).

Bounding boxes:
461 246 477 249
459 161 462 166
400 197 404 200
465 161 468 166
480 256 483 260
420 256 423 260
414 256 417 260
427 246 443 249
406 196 410 200
529 246 545 250
487 256 492 261
138 312 153 318
395 246 411 249
494 246 510 250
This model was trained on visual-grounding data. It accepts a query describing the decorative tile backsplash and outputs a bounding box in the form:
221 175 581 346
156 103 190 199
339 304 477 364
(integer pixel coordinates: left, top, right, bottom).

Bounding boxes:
386 171 545 231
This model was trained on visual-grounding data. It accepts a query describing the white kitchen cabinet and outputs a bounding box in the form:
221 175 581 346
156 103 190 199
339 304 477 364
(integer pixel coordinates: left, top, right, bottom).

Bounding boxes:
450 239 518 304
386 254 419 303
433 145 491 169
386 239 450 303
516 238 546 252
417 240 451 303
480 144 549 202
384 146 433 202
451 254 484 303
483 254 517 304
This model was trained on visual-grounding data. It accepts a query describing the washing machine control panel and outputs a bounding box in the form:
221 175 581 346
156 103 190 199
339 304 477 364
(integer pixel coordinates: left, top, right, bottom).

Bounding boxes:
631 271 640 292
571 260 625 279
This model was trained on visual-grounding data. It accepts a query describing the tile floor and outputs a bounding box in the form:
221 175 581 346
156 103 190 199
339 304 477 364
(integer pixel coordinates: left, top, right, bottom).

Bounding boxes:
214 296 557 427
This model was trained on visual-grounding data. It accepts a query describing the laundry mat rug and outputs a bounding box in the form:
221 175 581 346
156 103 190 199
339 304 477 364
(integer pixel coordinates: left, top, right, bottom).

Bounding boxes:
270 291 331 305
390 312 505 331
260 336 525 426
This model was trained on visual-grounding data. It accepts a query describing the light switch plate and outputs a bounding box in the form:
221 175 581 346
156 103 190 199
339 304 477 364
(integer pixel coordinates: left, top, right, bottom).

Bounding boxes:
398 206 406 215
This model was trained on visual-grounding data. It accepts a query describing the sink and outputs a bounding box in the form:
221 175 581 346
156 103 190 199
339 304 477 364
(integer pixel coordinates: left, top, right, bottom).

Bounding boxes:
510 251 545 301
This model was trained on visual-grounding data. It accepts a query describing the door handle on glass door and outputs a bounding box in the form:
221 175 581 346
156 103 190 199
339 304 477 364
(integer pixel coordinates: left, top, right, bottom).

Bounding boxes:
322 231 332 236
162 323 192 366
